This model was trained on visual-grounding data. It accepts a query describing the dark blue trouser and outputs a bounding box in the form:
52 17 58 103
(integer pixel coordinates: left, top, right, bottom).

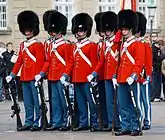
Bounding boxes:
48 80 52 124
51 81 67 127
98 80 108 126
118 83 141 131
22 81 40 127
74 83 98 128
151 70 162 100
140 83 151 126
104 80 120 128
0 77 3 101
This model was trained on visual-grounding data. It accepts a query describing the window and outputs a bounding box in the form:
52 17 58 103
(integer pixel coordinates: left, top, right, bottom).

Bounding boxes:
53 0 74 30
0 0 7 29
137 0 156 30
98 0 118 13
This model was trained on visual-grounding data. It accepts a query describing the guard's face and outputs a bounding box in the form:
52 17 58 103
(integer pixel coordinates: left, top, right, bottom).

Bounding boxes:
50 32 57 36
76 31 87 40
77 31 86 36
105 31 112 37
121 28 129 36
25 30 34 39
99 32 105 38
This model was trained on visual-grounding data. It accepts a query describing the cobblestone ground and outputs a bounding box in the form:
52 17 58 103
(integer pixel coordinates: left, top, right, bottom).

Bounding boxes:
0 101 165 140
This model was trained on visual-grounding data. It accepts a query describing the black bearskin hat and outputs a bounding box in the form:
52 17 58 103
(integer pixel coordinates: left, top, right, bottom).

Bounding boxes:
72 13 93 37
47 11 68 35
17 10 39 36
118 9 138 35
101 11 117 33
43 10 56 31
136 12 147 36
94 12 103 33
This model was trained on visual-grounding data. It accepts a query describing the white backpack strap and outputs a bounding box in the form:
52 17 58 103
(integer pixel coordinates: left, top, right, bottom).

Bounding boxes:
22 39 38 62
74 41 92 67
121 39 136 64
24 47 36 62
78 49 92 67
74 40 90 56
105 41 114 56
51 41 66 66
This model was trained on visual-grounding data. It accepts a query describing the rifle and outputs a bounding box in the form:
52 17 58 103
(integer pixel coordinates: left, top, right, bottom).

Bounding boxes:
63 82 75 129
8 79 22 131
90 80 103 130
35 81 48 130
129 85 143 136
112 34 123 135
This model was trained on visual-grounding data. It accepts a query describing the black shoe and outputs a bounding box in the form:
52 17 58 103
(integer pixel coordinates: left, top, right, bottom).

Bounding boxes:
142 125 151 130
59 126 70 131
45 126 60 131
115 130 131 136
90 127 101 132
31 126 41 131
48 123 52 128
19 125 32 131
102 127 112 132
72 126 89 131
130 130 143 136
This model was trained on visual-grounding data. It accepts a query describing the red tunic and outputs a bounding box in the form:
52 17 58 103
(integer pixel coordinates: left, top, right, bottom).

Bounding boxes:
117 36 145 83
12 38 45 81
41 38 74 81
72 39 98 82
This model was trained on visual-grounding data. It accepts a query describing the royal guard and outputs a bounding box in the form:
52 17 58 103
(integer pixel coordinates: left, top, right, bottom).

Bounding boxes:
114 9 145 136
6 10 45 131
101 11 121 131
93 12 108 129
88 11 121 131
35 11 73 131
71 13 99 132
136 12 152 130
42 9 55 127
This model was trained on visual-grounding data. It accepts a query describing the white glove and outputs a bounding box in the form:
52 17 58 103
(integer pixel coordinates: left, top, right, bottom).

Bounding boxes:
87 74 94 82
143 80 149 85
34 81 39 87
63 81 70 87
35 74 42 82
126 77 134 85
112 78 119 89
60 76 66 85
6 76 12 83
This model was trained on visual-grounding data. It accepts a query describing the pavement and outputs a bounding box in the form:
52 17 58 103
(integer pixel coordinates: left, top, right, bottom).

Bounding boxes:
0 101 165 140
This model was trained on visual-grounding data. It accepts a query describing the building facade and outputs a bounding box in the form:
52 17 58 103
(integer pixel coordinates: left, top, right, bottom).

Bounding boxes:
0 0 164 47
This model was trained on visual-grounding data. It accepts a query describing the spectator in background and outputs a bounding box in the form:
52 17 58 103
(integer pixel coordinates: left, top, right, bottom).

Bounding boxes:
161 41 165 101
2 42 15 74
151 40 163 102
2 42 15 100
0 42 6 57
0 56 6 102
10 48 23 102
150 32 158 44
144 35 151 45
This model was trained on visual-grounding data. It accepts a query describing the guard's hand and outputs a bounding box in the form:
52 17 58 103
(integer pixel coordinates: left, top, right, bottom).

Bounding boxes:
60 76 66 85
87 74 94 82
6 76 12 83
112 78 119 89
35 74 41 82
126 77 134 85
143 80 149 85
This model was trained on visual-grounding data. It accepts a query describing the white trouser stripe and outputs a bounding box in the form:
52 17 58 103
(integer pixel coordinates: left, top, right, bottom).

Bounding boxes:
146 83 151 125
137 83 143 121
